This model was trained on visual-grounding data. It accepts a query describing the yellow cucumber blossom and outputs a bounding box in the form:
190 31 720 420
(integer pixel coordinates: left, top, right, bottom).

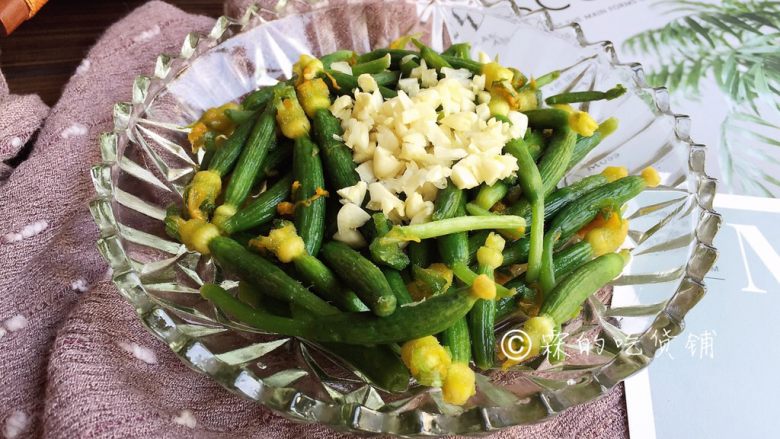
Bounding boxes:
509 67 527 89
488 92 510 117
553 104 599 137
178 218 220 255
500 315 556 369
188 102 239 152
186 170 222 221
427 263 454 289
211 204 237 228
523 315 556 358
471 274 496 300
476 232 505 269
292 54 324 85
442 363 476 406
597 117 619 138
482 62 513 87
578 211 629 257
601 166 629 183
274 86 310 139
296 77 332 118
641 167 661 188
401 336 477 406
389 33 421 50
570 111 599 137
249 221 306 263
401 336 452 387
484 61 527 113
201 102 239 132
187 122 209 152
515 89 538 112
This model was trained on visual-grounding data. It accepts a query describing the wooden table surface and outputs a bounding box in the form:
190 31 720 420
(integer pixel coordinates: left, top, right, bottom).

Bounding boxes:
0 0 224 106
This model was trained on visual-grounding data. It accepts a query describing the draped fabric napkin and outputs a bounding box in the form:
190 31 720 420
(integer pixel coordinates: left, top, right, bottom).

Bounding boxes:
0 1 627 437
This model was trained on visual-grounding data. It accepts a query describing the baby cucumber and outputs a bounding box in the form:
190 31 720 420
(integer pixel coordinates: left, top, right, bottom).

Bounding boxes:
253 141 293 188
567 131 603 172
369 212 410 270
431 182 465 221
382 267 413 305
219 174 293 235
524 108 569 129
311 109 360 191
436 189 469 266
507 174 609 221
501 238 530 266
242 86 276 111
292 254 369 313
441 317 471 363
524 129 547 161
540 252 627 324
212 108 278 226
540 176 645 291
538 126 577 195
313 287 476 344
292 136 327 256
549 175 646 244
205 284 477 345
207 119 254 177
320 241 397 317
208 237 339 316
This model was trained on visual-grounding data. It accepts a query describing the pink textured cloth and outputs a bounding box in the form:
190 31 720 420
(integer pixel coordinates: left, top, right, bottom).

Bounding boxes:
0 72 49 182
0 1 628 437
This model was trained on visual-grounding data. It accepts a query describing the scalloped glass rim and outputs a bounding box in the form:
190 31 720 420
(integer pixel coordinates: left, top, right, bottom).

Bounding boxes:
89 0 722 435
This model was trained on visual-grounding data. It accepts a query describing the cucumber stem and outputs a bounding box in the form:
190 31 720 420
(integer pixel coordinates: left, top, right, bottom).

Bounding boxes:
351 53 391 76
539 232 558 294
381 216 526 245
531 70 560 89
464 203 524 241
545 84 627 105
525 198 544 283
450 261 515 299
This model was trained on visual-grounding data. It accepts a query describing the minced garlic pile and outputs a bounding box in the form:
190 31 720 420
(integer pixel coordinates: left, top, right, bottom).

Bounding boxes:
330 60 529 247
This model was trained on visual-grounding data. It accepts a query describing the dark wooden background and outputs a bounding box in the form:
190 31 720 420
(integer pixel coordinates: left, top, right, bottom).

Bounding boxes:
0 1 224 106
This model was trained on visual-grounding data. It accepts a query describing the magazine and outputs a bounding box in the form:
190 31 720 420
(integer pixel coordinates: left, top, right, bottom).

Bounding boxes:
621 194 780 438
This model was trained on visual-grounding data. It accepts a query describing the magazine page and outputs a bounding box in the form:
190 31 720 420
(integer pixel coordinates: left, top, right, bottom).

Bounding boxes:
620 194 780 438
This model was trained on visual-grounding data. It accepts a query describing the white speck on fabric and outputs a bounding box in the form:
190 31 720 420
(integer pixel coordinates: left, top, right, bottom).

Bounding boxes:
76 59 91 75
133 25 160 43
60 123 87 139
172 410 197 428
118 341 157 364
0 328 6 340
3 315 28 333
70 279 89 293
9 137 22 148
2 220 48 243
3 411 29 439
102 267 113 281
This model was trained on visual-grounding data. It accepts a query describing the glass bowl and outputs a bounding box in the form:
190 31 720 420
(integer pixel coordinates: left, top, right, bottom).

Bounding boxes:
89 0 721 435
